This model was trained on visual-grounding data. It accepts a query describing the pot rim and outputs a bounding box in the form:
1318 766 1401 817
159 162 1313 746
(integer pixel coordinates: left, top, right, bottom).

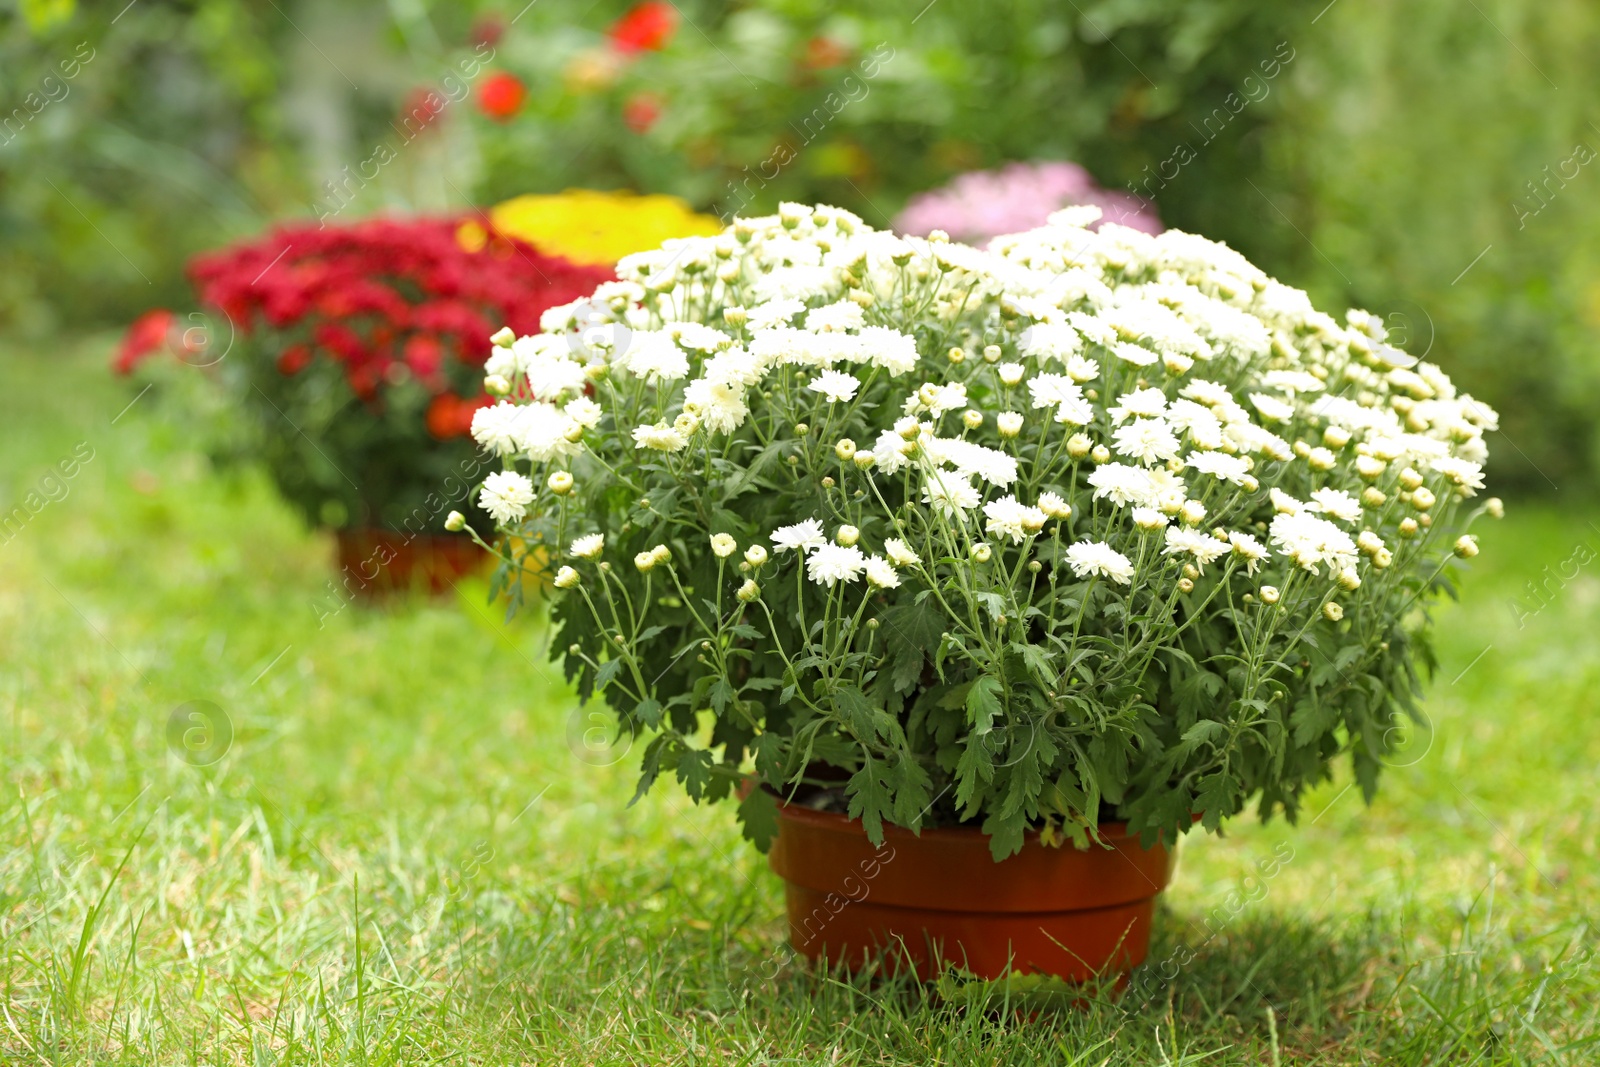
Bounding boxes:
768 788 1142 848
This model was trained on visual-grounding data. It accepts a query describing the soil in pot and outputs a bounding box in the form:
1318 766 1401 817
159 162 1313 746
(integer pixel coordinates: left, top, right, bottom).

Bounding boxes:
767 799 1177 983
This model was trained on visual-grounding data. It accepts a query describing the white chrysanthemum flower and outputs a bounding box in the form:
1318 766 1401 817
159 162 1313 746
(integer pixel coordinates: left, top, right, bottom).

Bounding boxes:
772 519 827 554
515 402 583 463
1270 488 1306 515
885 538 921 567
1064 540 1135 585
618 331 690 382
1132 507 1169 531
858 326 920 376
864 555 901 589
1310 487 1363 523
1269 512 1359 575
997 363 1025 386
1087 463 1159 508
1065 354 1100 383
1430 456 1486 495
1027 373 1085 410
1112 418 1182 465
711 533 738 558
632 421 689 452
1109 387 1168 424
1020 322 1082 363
479 471 535 524
471 402 524 457
1228 531 1268 574
1184 451 1251 485
1261 370 1325 395
1112 341 1159 367
570 533 604 559
805 300 864 333
982 495 1047 543
525 353 588 400
806 543 867 587
808 369 861 404
922 470 981 516
1248 392 1296 423
670 321 732 353
564 396 603 429
683 378 750 434
1163 527 1229 570
1038 491 1072 520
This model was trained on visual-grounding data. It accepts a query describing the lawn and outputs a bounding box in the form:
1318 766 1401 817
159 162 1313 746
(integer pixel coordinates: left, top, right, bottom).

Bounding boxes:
3 337 1597 1065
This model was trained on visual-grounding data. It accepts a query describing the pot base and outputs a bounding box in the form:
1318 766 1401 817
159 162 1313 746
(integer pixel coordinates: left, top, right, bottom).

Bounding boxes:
769 802 1175 983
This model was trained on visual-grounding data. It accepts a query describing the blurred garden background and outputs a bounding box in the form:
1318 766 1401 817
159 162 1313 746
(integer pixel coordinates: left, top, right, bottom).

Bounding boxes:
4 0 1599 1063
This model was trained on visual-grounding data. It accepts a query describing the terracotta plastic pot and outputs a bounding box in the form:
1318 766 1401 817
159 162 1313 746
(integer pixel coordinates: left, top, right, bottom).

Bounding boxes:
768 801 1177 982
333 527 484 597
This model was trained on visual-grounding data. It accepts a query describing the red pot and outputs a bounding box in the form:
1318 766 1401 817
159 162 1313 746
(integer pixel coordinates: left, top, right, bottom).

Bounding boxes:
768 802 1177 982
333 527 484 597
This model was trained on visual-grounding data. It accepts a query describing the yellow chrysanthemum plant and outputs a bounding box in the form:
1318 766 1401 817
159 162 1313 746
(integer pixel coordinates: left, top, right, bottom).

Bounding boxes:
458 189 722 268
455 202 1501 860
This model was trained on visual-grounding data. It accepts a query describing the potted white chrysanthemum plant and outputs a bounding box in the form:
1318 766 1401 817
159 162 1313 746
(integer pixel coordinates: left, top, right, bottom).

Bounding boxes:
453 202 1499 983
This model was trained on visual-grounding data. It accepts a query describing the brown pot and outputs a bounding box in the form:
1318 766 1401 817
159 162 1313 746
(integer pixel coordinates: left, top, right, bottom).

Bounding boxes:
333 527 485 598
768 801 1177 983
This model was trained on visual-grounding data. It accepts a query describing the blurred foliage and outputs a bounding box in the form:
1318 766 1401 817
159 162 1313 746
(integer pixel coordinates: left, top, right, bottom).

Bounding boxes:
3 0 1597 492
1257 0 1600 495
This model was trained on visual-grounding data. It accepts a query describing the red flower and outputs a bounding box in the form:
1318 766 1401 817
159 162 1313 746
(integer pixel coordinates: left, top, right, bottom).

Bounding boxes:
476 71 526 121
469 15 505 48
608 1 675 54
277 344 312 375
404 334 444 379
623 92 663 133
399 87 448 137
114 309 174 374
426 393 493 439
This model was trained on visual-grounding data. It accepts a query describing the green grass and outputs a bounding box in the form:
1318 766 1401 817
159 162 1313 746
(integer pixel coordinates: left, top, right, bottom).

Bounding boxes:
3 337 1597 1065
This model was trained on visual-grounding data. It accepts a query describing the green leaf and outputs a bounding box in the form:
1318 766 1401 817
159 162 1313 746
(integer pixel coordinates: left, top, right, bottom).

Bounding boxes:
675 748 715 801
966 675 1003 735
846 757 893 845
738 786 780 852
634 697 663 728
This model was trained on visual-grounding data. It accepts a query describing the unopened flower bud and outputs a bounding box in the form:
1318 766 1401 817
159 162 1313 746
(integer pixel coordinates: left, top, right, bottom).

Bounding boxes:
1323 426 1351 449
744 544 768 567
793 422 809 436
736 579 760 602
1337 567 1361 591
970 543 992 563
1183 564 1199 580
1398 467 1424 491
1181 500 1207 526
1178 577 1195 593
723 306 748 328
836 525 860 547
1260 586 1281 605
854 450 876 470
835 438 856 461
490 326 516 348
962 409 983 430
1241 475 1260 492
998 363 1025 387
947 346 965 364
484 374 512 396
553 566 580 589
1373 547 1393 569
1090 444 1111 464
634 551 656 573
1362 486 1386 508
1356 455 1387 481
1486 497 1504 519
997 412 1024 438
982 344 1002 363
1454 535 1479 558
711 533 737 558
1323 601 1344 622
1307 447 1337 471
444 511 466 532
1399 517 1419 539
1028 560 1042 573
1411 487 1435 511
650 544 671 564
547 470 574 495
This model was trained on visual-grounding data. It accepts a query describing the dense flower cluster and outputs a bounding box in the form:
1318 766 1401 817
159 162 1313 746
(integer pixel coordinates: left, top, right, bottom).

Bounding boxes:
182 216 609 437
473 202 1497 857
116 216 610 534
895 161 1162 246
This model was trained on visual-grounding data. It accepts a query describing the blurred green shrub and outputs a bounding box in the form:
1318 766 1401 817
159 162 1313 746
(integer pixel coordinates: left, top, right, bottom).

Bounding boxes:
1250 0 1600 496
